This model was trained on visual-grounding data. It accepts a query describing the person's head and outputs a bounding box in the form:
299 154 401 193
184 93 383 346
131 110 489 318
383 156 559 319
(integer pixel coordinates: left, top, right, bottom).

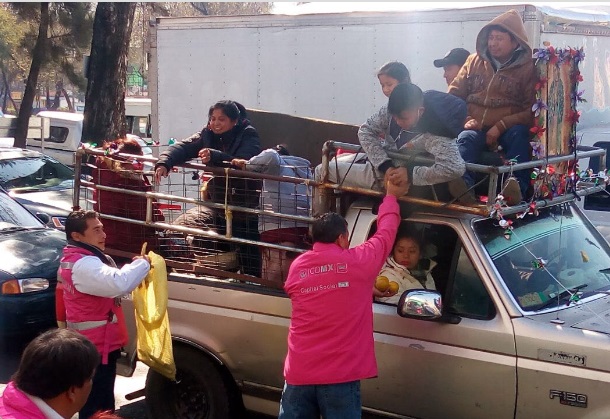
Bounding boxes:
311 212 349 248
387 83 424 131
103 137 143 156
274 144 290 156
487 25 519 63
12 329 99 417
65 210 106 250
208 100 242 135
392 228 424 270
433 48 470 86
376 61 411 98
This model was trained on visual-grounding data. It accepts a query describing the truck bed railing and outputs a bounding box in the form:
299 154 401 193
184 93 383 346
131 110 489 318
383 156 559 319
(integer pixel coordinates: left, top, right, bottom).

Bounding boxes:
320 140 607 216
72 141 607 286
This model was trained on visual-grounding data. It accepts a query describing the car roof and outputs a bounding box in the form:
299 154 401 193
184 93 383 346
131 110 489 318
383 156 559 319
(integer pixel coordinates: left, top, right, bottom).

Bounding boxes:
0 147 47 160
37 111 84 122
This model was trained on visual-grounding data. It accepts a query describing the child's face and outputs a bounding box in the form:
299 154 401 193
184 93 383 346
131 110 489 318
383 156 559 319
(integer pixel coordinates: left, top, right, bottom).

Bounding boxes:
392 237 421 269
378 74 400 98
393 108 423 130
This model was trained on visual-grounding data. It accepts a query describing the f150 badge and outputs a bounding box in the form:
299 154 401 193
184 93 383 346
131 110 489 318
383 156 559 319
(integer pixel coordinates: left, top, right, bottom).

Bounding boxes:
549 390 587 408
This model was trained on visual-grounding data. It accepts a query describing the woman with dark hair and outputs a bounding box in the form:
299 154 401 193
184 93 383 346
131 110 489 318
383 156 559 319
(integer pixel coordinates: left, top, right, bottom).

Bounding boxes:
154 100 262 277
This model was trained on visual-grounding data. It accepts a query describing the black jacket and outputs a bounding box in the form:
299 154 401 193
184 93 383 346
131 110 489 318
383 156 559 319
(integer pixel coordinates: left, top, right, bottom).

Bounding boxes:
156 120 262 211
156 119 261 170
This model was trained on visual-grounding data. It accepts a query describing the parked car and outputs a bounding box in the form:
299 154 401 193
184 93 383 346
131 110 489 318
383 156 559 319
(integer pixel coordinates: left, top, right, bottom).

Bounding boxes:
0 147 73 229
0 188 66 337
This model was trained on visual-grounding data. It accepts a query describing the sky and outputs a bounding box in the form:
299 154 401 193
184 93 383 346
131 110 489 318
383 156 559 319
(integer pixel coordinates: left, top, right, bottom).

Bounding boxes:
271 2 610 15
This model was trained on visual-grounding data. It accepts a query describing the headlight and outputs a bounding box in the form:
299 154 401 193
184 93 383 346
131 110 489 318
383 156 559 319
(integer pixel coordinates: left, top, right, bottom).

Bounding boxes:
1 278 50 294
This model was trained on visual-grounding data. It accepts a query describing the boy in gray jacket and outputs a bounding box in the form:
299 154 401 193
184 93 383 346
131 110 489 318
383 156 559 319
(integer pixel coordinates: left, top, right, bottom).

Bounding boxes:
358 83 466 195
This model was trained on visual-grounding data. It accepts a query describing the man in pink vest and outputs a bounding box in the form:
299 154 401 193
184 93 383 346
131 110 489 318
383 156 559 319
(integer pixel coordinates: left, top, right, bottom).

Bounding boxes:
58 210 150 419
0 328 100 419
279 170 409 418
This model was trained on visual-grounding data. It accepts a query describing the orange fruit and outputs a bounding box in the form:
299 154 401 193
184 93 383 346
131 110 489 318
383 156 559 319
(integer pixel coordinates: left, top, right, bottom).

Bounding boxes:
375 276 390 292
388 281 399 294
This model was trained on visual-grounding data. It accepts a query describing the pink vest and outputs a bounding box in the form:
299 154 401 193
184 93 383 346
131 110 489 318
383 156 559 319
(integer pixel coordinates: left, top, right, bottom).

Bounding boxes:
59 246 127 364
0 382 46 419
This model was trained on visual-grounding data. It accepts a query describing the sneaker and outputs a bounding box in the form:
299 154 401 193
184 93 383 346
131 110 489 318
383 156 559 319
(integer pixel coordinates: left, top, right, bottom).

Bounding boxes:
501 177 522 205
448 178 477 205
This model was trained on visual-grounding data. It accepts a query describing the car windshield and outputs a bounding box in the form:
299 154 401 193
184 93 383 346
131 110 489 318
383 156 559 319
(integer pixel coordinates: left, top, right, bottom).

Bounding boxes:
474 204 610 311
0 192 44 229
0 154 74 191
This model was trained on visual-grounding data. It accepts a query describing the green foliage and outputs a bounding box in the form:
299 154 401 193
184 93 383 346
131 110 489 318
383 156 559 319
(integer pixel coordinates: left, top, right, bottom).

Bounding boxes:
4 3 94 96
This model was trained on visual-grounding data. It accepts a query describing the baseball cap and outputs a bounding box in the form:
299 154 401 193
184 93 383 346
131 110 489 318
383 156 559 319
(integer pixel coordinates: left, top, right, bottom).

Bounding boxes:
433 48 471 68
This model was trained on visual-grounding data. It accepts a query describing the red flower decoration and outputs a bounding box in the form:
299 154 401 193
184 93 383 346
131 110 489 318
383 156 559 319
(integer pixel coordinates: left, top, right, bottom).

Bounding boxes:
548 46 559 64
530 126 546 138
571 71 583 83
568 110 581 124
535 78 547 91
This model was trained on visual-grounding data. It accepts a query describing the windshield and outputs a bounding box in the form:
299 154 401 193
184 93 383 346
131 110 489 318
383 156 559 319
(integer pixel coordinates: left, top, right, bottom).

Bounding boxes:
0 192 44 229
0 155 74 191
474 204 610 311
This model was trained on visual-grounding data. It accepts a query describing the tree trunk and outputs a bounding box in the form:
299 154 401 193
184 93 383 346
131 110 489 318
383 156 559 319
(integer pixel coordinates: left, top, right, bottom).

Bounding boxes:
62 88 74 112
82 2 136 146
14 2 49 148
2 70 18 113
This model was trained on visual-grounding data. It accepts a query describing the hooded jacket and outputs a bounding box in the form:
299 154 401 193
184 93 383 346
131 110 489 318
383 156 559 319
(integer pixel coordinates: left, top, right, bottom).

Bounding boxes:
358 90 466 186
448 9 536 134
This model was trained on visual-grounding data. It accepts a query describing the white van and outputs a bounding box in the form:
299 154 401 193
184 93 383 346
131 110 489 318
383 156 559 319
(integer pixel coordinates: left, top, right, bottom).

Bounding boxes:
125 97 152 140
28 111 152 166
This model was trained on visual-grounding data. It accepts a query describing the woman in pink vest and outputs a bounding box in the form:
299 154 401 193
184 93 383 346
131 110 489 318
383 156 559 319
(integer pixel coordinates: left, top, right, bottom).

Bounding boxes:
58 210 150 419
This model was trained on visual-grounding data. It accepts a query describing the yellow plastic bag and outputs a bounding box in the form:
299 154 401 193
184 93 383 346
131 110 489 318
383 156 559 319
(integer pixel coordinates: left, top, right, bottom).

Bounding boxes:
132 251 176 380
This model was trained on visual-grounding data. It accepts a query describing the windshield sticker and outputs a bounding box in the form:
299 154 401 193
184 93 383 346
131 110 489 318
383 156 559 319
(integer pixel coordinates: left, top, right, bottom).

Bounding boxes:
518 292 547 307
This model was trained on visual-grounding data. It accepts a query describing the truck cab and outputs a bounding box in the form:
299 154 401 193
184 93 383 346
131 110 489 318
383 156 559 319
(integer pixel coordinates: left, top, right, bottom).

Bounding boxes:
28 110 153 167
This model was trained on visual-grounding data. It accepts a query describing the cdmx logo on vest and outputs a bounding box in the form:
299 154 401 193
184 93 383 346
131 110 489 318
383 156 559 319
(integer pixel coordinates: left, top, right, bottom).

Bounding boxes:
299 263 348 279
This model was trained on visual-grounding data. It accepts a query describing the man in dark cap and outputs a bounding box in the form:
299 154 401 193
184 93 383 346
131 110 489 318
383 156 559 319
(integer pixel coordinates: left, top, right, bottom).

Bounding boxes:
434 48 471 86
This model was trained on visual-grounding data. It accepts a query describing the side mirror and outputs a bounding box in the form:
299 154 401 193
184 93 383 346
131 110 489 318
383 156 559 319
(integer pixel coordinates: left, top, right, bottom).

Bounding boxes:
397 289 442 320
35 212 51 225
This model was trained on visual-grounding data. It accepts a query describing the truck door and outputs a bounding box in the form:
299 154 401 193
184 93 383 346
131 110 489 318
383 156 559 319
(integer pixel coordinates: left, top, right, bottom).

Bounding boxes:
364 220 517 418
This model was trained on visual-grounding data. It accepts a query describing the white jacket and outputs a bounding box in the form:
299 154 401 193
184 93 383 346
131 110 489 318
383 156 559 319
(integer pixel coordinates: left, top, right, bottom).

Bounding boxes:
376 256 437 305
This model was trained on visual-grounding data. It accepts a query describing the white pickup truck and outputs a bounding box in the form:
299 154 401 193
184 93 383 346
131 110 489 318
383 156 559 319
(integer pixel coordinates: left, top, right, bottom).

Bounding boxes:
73 132 610 419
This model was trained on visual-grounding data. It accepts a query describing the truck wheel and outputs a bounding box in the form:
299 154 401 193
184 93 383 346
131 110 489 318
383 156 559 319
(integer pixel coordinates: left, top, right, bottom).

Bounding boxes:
145 345 232 419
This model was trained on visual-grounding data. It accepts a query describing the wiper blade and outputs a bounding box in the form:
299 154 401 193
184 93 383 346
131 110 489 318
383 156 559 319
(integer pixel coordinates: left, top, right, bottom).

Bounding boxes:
0 226 29 233
536 284 588 311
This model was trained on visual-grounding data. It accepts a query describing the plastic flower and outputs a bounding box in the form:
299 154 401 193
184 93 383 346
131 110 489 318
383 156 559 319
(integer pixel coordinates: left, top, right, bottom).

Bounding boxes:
572 90 586 103
548 46 559 65
531 142 545 159
571 71 583 83
530 125 546 139
532 99 548 117
571 47 585 65
533 48 551 64
535 77 547 91
568 110 581 124
558 48 572 66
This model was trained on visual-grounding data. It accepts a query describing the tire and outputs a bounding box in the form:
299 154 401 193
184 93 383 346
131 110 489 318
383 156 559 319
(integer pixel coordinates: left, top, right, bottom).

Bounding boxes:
145 345 232 419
